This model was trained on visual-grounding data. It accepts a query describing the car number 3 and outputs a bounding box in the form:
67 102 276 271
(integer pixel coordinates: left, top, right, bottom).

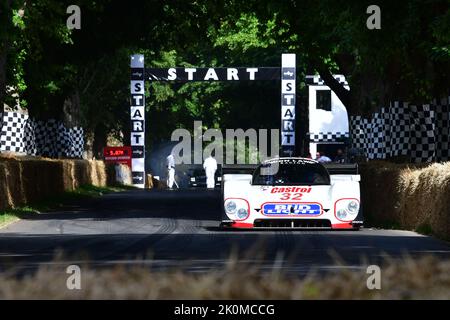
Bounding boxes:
280 193 303 200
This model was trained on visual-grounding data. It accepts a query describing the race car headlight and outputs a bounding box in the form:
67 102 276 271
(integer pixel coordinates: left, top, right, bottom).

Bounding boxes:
336 209 347 220
224 198 250 221
335 199 360 222
347 201 359 214
225 200 237 214
237 208 248 219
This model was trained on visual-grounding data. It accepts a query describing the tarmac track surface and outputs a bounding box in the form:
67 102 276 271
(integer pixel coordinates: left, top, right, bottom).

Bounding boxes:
1 189 450 276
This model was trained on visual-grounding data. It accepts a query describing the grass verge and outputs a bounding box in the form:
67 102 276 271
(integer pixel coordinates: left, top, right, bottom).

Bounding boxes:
0 184 132 228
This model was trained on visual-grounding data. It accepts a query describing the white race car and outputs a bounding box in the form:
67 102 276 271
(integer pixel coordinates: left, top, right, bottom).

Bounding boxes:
220 157 363 230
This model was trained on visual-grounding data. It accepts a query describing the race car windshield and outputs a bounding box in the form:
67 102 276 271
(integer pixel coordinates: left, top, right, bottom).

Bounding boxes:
252 161 330 185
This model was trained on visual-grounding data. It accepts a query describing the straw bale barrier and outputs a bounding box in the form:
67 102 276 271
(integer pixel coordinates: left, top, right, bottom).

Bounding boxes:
0 155 122 210
360 161 450 239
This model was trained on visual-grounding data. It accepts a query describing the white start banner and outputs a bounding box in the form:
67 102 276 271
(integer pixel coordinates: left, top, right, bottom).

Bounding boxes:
130 54 146 188
281 53 296 156
129 53 297 188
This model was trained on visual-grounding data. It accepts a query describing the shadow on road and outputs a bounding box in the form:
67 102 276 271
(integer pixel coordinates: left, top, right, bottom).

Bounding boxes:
16 189 222 222
2 189 450 276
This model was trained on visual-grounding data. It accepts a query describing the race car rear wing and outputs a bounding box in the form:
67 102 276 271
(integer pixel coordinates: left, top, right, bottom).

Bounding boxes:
222 163 358 175
323 163 358 175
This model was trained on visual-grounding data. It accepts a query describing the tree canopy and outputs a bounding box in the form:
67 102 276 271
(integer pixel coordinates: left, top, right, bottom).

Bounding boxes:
1 0 449 156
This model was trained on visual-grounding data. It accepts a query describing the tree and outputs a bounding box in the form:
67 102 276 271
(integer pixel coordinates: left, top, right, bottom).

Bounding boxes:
248 0 450 115
1 0 448 158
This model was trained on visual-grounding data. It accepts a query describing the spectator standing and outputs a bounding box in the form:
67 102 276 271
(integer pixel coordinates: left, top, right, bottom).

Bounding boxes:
166 152 175 189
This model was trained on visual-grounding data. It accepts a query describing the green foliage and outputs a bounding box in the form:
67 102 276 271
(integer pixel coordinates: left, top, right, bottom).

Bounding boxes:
1 0 448 153
213 13 277 51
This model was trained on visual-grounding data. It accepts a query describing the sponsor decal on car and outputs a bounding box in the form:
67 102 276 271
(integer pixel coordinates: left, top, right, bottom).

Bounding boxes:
270 187 312 193
262 203 322 215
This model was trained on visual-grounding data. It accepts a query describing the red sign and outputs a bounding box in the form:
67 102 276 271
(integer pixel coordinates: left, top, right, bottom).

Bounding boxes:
103 146 132 167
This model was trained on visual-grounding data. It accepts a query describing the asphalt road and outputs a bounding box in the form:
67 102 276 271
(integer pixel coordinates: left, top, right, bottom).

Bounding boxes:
1 189 450 276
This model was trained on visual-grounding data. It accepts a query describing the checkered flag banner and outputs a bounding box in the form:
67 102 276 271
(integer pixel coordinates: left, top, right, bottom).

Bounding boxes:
435 104 450 162
350 111 387 160
305 74 349 86
0 111 84 158
409 104 436 163
350 99 450 163
367 110 388 160
23 119 37 155
309 131 349 143
349 116 369 154
69 127 84 158
388 101 410 157
0 112 28 153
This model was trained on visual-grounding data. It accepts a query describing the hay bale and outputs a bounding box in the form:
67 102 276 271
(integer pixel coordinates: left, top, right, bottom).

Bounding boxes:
18 159 64 203
105 163 117 186
86 160 107 187
114 164 132 186
359 161 404 226
1 159 26 208
73 160 89 187
146 174 153 189
0 161 13 210
397 162 450 239
61 160 76 191
152 176 167 189
0 157 114 211
360 161 450 240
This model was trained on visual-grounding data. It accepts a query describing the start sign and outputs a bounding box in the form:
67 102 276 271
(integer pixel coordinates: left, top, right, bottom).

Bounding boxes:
129 53 296 188
103 146 132 167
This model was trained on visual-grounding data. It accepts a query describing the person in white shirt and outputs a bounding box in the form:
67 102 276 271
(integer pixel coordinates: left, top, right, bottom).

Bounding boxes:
166 152 175 189
203 155 217 189
316 152 332 163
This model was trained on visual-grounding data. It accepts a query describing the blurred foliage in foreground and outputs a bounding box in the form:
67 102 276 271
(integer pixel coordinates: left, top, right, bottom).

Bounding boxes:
0 253 449 299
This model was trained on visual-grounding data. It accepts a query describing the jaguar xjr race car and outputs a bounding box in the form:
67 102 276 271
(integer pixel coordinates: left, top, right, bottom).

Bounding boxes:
220 157 363 230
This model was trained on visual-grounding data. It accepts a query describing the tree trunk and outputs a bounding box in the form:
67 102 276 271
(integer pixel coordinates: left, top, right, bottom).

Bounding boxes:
0 0 12 112
63 90 81 127
0 49 6 113
317 68 353 115
83 130 94 159
93 125 107 160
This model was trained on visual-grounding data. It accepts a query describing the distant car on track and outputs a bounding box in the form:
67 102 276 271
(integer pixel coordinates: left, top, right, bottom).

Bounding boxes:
220 157 363 230
188 166 222 188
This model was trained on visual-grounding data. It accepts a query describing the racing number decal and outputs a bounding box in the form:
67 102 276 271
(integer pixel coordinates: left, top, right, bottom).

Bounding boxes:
270 187 311 201
280 193 303 200
292 193 303 200
280 193 290 200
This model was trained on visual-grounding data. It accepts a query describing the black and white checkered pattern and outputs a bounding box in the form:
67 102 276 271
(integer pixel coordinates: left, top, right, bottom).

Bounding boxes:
349 116 369 153
350 111 387 160
388 101 410 157
382 108 391 156
0 112 28 153
309 131 349 143
350 100 450 163
305 74 349 86
367 110 387 159
0 111 84 158
23 118 37 155
69 127 84 158
41 119 58 157
409 104 435 163
56 122 71 157
435 104 450 161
